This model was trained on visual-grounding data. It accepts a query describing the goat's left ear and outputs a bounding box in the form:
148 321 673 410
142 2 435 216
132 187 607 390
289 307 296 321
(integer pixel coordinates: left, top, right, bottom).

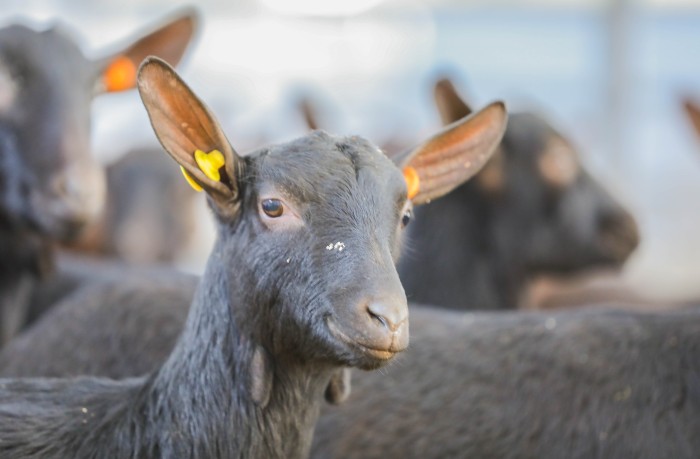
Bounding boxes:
393 101 508 205
137 57 241 218
95 9 198 93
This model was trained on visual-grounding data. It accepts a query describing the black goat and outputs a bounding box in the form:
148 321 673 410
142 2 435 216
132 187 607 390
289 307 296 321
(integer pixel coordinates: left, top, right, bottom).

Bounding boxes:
310 304 700 459
20 252 200 335
296 80 639 312
0 10 197 344
2 272 197 378
10 292 698 457
0 57 507 457
398 78 639 310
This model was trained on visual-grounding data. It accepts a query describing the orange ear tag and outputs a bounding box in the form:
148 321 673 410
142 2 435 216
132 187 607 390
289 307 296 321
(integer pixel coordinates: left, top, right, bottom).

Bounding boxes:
103 56 137 92
194 149 225 181
180 167 203 192
403 166 420 200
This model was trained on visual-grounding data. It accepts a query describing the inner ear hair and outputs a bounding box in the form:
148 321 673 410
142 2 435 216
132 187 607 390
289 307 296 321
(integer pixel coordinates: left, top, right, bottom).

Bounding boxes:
137 57 241 215
398 101 508 205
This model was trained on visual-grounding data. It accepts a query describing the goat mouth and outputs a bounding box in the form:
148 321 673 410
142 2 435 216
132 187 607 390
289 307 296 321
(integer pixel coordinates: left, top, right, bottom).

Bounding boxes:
326 318 397 361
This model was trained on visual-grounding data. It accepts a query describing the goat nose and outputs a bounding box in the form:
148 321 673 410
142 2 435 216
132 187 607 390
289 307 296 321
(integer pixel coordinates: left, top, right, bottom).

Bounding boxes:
599 210 640 261
367 301 408 333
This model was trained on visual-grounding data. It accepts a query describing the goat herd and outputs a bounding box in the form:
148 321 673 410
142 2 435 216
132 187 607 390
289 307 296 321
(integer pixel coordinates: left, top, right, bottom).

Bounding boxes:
0 8 698 459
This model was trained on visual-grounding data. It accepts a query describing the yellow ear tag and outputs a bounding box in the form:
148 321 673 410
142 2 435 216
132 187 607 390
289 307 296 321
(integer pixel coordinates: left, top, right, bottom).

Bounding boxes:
103 56 137 92
180 166 203 192
403 166 420 200
194 149 225 182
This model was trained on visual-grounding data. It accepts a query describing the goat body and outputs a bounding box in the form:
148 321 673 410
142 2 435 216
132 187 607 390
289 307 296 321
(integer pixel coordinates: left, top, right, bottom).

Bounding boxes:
311 305 700 459
0 10 197 343
399 79 639 311
0 58 505 457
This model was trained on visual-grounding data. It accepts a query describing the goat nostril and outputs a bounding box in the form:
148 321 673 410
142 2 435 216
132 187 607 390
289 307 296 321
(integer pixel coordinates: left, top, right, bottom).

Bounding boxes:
367 307 389 329
366 302 406 333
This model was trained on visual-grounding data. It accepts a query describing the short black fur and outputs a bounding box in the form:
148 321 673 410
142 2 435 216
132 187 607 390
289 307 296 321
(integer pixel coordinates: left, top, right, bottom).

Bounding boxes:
0 130 411 458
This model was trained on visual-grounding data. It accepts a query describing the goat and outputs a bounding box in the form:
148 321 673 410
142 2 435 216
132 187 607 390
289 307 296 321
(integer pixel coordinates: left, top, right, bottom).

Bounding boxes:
297 80 639 311
0 10 197 344
398 78 639 310
11 292 697 457
0 75 510 382
20 252 200 333
0 57 507 457
310 304 700 459
65 146 199 264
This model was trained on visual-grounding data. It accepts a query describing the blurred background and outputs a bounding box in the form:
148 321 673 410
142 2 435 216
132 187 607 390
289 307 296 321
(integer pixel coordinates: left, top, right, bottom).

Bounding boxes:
2 0 699 301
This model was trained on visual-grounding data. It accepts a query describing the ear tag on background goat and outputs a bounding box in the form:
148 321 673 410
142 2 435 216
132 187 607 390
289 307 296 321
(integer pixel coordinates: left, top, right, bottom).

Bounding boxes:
403 166 420 200
180 149 226 192
103 56 137 92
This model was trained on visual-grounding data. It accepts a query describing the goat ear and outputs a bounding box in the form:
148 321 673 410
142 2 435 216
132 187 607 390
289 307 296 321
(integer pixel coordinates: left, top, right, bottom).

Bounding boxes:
137 57 241 217
684 98 700 140
393 101 507 205
299 96 320 131
96 9 198 93
324 368 351 405
434 78 473 125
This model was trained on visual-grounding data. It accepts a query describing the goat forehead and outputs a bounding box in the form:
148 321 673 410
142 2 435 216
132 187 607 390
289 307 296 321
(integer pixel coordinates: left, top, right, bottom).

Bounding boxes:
255 132 404 204
505 113 554 156
0 25 87 78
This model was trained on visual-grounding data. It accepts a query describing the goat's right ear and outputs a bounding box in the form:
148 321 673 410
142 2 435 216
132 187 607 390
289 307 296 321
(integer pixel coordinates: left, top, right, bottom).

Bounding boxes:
392 101 508 205
434 78 473 125
684 98 700 140
96 9 198 93
137 57 242 218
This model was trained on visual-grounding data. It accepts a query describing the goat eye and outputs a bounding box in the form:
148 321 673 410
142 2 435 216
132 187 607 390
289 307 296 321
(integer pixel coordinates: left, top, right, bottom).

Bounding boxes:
261 199 284 218
400 209 412 228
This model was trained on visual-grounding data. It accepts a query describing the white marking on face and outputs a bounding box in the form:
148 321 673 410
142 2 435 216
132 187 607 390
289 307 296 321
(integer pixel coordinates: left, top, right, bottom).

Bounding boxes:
326 241 346 252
